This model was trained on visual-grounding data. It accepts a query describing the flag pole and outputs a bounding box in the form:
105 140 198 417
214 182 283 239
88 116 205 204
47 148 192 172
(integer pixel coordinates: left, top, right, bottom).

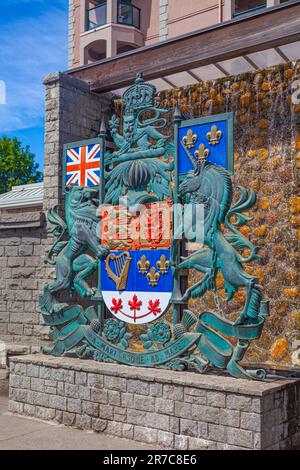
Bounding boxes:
97 115 106 328
172 104 183 326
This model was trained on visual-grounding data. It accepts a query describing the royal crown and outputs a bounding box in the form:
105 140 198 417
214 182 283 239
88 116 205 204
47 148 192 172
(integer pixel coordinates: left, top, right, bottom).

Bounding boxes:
123 73 157 115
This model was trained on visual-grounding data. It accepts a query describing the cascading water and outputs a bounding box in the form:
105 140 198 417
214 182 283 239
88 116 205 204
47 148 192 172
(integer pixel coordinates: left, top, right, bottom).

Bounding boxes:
113 61 300 368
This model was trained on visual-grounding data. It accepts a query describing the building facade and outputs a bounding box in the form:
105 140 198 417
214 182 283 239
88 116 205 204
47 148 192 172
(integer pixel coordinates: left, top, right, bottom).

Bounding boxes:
68 0 287 68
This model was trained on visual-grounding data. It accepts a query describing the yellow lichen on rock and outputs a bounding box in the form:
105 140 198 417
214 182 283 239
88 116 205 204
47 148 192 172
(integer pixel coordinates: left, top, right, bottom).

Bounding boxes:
258 118 270 129
253 225 267 236
271 155 283 168
283 288 300 299
239 226 250 237
251 268 265 285
258 148 269 160
290 197 300 214
214 94 224 106
260 197 270 211
270 338 289 361
231 82 240 92
261 82 272 92
247 150 257 158
240 92 251 107
233 290 246 304
250 180 260 191
215 271 224 289
284 68 294 79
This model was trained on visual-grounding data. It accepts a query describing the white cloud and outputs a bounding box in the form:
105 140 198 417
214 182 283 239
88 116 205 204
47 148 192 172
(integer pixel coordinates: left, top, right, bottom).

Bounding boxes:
0 3 68 133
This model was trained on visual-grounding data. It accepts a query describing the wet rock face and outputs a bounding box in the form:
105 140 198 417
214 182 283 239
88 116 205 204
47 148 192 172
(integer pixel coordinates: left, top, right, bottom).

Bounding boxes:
113 61 300 368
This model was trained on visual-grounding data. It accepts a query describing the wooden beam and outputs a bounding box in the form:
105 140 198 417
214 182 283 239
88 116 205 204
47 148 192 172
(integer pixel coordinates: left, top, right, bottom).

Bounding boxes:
68 1 300 93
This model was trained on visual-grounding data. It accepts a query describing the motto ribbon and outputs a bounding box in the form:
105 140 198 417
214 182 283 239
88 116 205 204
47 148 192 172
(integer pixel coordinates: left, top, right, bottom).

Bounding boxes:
195 311 266 380
42 302 266 379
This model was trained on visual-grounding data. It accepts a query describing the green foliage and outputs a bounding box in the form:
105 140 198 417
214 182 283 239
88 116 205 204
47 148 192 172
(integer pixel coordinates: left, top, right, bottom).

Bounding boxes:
0 135 42 194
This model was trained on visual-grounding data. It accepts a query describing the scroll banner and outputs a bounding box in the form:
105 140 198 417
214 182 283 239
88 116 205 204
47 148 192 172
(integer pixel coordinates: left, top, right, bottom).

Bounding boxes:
85 329 200 367
42 303 201 366
42 303 265 377
196 312 266 380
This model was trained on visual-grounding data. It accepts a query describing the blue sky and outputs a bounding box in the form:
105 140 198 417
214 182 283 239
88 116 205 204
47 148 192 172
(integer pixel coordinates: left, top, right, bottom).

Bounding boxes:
0 0 68 170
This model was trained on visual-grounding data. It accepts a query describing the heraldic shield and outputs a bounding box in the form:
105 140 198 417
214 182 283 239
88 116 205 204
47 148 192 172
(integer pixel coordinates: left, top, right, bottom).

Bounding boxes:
100 202 173 324
40 72 270 380
100 73 174 324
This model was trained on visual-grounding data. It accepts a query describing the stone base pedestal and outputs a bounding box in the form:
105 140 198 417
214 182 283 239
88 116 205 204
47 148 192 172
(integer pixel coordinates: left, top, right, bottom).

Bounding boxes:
8 355 300 450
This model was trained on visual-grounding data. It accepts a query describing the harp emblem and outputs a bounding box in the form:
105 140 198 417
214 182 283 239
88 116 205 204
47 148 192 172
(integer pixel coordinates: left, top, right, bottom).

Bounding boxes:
105 251 132 291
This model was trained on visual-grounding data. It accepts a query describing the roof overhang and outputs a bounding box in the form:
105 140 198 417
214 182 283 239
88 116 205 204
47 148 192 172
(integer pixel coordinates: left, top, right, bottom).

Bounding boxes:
67 0 300 95
0 183 43 210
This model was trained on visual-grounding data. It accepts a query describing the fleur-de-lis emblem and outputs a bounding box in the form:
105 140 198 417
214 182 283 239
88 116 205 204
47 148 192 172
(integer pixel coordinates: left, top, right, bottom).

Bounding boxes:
182 129 197 149
146 267 160 287
206 125 222 146
195 143 210 164
137 255 150 275
156 255 170 275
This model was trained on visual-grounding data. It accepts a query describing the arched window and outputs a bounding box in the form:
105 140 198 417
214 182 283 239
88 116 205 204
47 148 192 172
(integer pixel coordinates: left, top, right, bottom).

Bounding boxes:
84 40 107 64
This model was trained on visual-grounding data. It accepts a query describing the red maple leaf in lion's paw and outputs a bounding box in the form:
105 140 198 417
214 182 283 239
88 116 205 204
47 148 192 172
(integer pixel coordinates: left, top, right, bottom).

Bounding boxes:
148 299 161 315
128 294 142 311
111 298 123 313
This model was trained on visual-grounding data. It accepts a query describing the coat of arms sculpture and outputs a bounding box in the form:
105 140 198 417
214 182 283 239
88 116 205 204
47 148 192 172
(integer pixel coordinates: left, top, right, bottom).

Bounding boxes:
40 73 269 380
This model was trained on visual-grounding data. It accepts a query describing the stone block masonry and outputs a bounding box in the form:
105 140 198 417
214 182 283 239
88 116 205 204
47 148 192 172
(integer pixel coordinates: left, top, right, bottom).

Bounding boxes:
159 0 169 41
68 0 76 68
0 218 48 350
8 355 300 450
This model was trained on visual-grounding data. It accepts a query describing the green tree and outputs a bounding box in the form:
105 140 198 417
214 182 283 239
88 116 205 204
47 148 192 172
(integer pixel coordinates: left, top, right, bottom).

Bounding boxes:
0 136 42 194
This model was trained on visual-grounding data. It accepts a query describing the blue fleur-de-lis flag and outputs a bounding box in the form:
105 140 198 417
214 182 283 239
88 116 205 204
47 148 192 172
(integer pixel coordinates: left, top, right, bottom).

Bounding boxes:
178 112 234 175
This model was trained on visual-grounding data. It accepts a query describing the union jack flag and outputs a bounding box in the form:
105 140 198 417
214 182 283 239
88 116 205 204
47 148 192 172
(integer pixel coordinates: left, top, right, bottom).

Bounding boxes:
66 144 100 187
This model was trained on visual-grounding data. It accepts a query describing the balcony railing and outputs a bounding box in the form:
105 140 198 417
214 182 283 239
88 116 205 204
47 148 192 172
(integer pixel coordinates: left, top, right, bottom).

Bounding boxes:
87 2 107 31
233 2 266 17
117 1 141 30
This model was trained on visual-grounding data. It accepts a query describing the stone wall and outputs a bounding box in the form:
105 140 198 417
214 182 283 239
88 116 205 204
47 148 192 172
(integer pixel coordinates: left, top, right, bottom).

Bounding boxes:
68 0 75 68
0 211 48 348
159 0 169 41
114 60 300 370
0 74 111 355
8 355 300 450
